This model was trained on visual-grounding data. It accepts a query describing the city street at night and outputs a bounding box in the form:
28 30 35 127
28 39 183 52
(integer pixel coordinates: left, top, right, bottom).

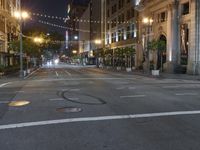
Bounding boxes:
0 65 200 150
1 0 200 149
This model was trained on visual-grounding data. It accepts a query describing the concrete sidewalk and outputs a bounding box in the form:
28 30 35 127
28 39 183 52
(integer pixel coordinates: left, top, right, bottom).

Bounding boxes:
99 67 200 81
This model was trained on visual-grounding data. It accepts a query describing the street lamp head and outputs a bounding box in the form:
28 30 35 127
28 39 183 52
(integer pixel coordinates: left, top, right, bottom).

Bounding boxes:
142 18 149 24
14 11 21 19
14 11 29 20
72 50 78 54
74 35 78 40
21 11 29 19
94 39 102 44
34 37 44 44
142 17 153 25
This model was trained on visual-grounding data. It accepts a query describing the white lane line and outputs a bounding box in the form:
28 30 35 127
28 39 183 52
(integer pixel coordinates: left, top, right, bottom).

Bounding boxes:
24 68 40 79
116 87 125 90
60 89 80 92
33 78 138 82
1 110 200 130
15 91 25 93
55 71 59 77
163 85 181 88
0 101 9 104
128 87 136 90
65 71 72 76
49 98 64 101
175 93 198 96
0 82 12 88
68 97 79 100
70 89 80 92
120 95 146 98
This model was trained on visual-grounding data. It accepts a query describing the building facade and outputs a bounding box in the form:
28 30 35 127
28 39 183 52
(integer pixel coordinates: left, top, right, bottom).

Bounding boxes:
66 0 89 57
78 0 105 65
0 0 20 66
136 0 200 74
104 0 138 68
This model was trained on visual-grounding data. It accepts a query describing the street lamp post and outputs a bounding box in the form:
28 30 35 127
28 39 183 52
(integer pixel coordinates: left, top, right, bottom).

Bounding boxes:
14 1 29 78
94 39 102 68
143 17 153 74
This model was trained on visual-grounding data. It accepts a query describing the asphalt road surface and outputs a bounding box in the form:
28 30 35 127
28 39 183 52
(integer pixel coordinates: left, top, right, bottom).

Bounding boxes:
0 64 200 150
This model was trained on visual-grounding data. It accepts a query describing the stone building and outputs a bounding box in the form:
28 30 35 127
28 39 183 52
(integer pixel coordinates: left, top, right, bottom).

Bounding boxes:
104 0 138 67
0 0 20 66
136 0 200 74
78 0 105 65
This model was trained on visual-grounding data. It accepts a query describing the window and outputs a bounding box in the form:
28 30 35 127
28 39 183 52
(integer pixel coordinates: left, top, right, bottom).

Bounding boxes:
107 0 110 5
160 12 166 22
107 23 110 30
118 30 123 41
131 24 136 38
112 32 116 43
111 18 117 28
157 12 166 23
131 8 135 18
182 2 190 15
107 9 110 17
112 4 117 14
126 10 131 20
127 26 130 39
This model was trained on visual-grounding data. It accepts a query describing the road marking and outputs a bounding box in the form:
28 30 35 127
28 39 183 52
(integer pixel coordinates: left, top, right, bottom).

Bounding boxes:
116 87 125 90
128 87 136 90
68 97 79 100
163 85 181 88
49 98 64 101
33 78 138 82
0 101 9 104
24 68 40 79
120 95 146 98
175 93 198 96
55 71 59 77
70 89 80 92
65 71 72 76
1 110 200 130
15 91 25 93
0 82 12 88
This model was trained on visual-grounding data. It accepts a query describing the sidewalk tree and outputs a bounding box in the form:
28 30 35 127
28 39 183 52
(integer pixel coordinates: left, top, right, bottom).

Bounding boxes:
148 39 166 71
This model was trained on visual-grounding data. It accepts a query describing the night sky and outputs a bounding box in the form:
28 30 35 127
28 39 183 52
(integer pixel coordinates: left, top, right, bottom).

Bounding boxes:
22 0 89 35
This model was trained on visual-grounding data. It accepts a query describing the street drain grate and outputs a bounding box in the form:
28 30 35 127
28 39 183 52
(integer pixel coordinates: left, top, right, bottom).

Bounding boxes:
56 107 82 113
9 100 30 107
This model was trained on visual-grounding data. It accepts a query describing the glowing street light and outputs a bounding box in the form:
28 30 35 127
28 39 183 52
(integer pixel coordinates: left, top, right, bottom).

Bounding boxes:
72 50 78 54
34 37 44 44
142 17 153 25
94 39 102 44
142 17 153 74
14 6 30 78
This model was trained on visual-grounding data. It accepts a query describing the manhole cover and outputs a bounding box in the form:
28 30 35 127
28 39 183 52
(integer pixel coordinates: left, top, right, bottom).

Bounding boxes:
56 107 82 113
9 100 30 107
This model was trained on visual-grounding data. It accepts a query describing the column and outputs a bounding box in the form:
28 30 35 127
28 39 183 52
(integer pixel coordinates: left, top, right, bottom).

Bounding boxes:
196 0 200 74
166 0 179 73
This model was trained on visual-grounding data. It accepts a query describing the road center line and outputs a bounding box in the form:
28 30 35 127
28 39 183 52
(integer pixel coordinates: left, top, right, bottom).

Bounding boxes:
120 95 146 98
1 110 200 130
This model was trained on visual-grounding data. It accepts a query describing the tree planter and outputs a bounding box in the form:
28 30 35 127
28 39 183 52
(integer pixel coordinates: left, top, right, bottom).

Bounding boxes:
132 67 136 70
117 67 121 71
152 70 160 76
126 67 132 72
106 66 112 69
